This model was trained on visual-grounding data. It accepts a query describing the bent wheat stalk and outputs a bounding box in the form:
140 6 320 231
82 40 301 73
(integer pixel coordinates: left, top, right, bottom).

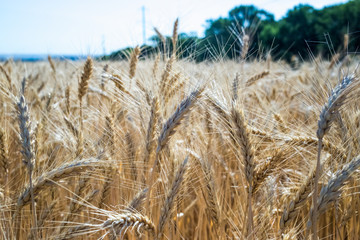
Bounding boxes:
17 78 37 237
308 154 360 233
312 74 358 239
15 158 98 212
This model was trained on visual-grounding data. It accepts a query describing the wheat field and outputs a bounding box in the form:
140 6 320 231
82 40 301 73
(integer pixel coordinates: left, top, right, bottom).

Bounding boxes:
1 22 360 240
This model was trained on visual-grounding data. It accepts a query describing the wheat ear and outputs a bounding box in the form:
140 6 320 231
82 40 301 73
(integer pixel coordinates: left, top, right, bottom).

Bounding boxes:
103 212 155 239
77 57 93 156
126 188 148 212
308 155 360 232
59 189 99 234
65 86 70 115
172 18 179 57
129 46 141 79
157 88 203 153
0 129 8 185
280 168 316 231
152 53 161 78
0 64 11 87
144 97 160 177
28 201 56 240
157 157 188 240
47 55 56 76
15 158 98 211
125 132 137 181
78 57 93 101
17 78 37 235
154 27 166 57
108 74 135 99
231 107 255 238
245 70 270 87
200 158 220 226
232 73 240 101
284 135 346 159
241 34 250 60
313 74 358 239
105 115 115 156
253 150 283 193
160 56 175 98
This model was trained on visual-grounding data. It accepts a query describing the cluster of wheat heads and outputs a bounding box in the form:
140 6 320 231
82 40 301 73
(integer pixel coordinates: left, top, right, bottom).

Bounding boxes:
1 23 360 239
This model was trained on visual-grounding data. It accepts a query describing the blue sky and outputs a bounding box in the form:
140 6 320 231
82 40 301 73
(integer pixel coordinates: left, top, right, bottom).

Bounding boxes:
0 0 348 55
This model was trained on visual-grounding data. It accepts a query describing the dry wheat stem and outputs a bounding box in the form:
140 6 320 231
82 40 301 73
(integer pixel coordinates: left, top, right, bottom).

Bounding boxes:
59 189 99 234
28 201 56 240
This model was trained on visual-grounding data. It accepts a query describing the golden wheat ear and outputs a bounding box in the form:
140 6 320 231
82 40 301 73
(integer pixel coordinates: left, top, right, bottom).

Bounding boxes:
78 57 93 101
308 155 360 233
157 156 188 240
129 46 141 79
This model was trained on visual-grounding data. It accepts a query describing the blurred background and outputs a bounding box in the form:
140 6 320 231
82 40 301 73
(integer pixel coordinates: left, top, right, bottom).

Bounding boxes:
0 0 356 61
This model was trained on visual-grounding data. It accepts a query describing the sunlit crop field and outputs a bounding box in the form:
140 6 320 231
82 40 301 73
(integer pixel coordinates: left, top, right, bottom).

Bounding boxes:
1 32 360 239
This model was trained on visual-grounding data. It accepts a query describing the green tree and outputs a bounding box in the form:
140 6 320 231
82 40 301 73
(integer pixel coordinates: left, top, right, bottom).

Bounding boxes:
204 5 274 60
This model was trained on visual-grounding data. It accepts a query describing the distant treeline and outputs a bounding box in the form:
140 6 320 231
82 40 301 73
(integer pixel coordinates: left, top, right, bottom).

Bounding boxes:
102 0 360 62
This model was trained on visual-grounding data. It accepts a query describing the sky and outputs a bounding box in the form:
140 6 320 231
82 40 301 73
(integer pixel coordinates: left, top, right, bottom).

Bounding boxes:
0 0 349 56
